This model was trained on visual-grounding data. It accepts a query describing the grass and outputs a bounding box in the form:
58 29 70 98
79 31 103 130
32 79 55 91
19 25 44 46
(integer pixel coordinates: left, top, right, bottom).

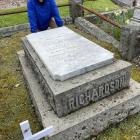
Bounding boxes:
0 25 140 140
84 0 119 13
0 0 120 28
0 32 42 140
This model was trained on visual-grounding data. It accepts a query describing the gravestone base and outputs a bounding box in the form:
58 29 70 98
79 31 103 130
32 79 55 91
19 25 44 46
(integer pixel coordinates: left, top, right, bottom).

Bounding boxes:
22 38 131 117
18 50 140 140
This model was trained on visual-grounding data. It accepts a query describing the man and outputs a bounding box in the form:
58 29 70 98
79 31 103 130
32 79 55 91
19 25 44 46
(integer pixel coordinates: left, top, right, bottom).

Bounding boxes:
27 0 63 33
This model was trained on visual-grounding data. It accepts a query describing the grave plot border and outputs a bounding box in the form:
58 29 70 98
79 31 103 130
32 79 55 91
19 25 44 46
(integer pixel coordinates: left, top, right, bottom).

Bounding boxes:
17 50 140 140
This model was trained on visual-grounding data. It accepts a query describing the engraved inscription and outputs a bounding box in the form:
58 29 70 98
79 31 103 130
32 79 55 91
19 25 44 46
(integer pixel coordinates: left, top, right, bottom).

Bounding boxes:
67 72 129 111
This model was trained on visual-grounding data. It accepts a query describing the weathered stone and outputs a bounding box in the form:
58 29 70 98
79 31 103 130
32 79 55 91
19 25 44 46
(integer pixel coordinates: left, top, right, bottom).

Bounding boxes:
75 17 120 49
120 25 140 60
69 0 84 20
112 0 140 7
26 27 114 81
17 50 140 140
22 37 131 117
133 6 140 20
129 6 140 26
0 23 29 38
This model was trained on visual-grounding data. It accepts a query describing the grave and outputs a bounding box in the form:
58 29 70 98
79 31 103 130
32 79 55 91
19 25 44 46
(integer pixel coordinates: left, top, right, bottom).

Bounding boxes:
18 26 140 140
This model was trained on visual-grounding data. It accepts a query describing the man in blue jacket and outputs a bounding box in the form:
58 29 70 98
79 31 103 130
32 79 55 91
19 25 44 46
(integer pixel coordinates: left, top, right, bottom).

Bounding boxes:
27 0 63 33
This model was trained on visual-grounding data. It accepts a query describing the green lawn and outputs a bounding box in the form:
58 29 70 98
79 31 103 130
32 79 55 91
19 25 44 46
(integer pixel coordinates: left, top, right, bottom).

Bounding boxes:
0 31 42 140
0 0 120 28
84 0 119 13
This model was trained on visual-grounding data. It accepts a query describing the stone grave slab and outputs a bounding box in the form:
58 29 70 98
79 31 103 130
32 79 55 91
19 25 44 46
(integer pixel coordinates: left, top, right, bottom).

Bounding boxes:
17 50 140 140
22 38 132 117
25 26 114 81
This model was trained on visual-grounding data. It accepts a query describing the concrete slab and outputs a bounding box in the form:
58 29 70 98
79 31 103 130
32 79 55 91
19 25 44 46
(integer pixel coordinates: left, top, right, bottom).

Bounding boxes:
17 50 140 140
26 26 114 81
22 38 132 117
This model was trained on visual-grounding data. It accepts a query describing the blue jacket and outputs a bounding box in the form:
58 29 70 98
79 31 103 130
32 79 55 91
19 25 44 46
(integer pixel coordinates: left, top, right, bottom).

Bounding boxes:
27 0 63 33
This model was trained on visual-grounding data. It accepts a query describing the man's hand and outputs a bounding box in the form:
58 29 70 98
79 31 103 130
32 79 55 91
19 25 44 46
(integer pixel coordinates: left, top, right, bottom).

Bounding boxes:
49 18 57 28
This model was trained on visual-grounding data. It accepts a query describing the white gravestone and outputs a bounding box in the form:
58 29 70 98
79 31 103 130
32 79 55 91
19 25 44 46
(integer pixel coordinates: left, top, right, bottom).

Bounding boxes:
26 27 114 81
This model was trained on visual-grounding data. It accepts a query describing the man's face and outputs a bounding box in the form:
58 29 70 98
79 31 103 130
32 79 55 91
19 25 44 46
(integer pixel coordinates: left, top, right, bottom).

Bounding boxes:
38 0 44 3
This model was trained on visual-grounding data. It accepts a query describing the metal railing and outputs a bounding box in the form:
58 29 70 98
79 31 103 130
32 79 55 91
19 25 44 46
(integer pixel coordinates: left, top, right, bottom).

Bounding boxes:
0 1 121 29
0 3 70 16
78 4 121 28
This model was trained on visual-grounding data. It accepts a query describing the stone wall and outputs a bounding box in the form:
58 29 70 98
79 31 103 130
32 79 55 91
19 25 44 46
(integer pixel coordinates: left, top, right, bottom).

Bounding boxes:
0 17 73 38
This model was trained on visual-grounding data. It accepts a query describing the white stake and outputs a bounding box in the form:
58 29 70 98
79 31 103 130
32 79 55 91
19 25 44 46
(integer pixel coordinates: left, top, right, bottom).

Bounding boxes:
20 120 54 140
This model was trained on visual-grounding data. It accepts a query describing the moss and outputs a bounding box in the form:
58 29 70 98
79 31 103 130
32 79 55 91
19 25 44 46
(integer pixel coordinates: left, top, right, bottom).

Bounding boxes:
131 65 140 83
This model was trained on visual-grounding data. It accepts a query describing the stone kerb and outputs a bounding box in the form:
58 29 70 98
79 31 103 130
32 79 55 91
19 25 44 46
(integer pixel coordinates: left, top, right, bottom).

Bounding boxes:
17 50 140 140
75 17 120 49
0 23 30 38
